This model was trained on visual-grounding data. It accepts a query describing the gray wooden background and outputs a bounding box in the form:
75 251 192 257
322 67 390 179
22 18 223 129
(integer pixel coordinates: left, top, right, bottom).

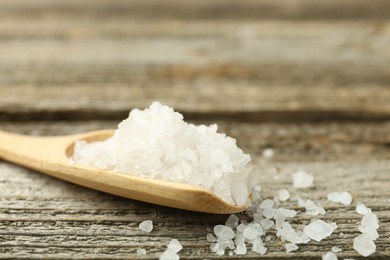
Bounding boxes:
0 0 389 259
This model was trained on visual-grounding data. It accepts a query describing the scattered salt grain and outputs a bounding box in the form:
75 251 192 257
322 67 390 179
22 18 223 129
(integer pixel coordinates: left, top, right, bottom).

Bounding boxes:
331 246 342 253
214 225 235 240
353 234 376 257
139 220 153 233
353 203 379 256
235 241 247 255
262 148 274 158
168 239 183 253
285 243 299 253
300 199 326 216
262 208 276 219
360 213 379 240
356 202 372 215
260 219 274 230
72 102 252 206
137 248 147 255
293 171 314 189
259 199 274 209
206 234 217 242
278 208 297 218
327 191 352 205
243 223 262 240
303 220 337 242
160 239 183 260
251 237 267 255
225 214 239 228
278 189 290 201
322 251 338 260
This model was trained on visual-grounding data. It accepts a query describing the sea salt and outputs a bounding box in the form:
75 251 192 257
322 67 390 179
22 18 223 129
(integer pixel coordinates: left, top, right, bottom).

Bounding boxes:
262 148 274 158
356 202 372 215
139 220 153 233
259 199 274 209
214 225 235 240
225 214 239 228
160 239 183 260
353 234 376 257
278 189 290 201
298 199 325 216
322 251 338 260
331 246 342 253
251 237 267 255
353 203 379 256
137 248 147 255
303 220 337 242
285 243 299 253
293 171 314 188
72 102 252 206
327 191 353 205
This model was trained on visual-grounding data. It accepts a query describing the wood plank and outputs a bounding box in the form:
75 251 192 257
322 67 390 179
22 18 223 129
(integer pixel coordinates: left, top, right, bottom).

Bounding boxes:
0 0 390 20
0 21 389 121
0 121 389 258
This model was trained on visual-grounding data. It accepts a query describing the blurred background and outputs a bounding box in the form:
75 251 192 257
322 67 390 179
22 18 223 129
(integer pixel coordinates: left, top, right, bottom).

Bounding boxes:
0 0 388 123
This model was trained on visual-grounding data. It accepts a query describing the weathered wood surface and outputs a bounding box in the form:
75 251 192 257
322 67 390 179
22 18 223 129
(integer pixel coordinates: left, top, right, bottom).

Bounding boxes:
0 122 389 259
0 0 389 259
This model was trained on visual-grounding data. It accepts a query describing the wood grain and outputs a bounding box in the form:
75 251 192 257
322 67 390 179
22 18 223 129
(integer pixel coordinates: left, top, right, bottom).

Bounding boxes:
0 20 389 121
0 122 389 259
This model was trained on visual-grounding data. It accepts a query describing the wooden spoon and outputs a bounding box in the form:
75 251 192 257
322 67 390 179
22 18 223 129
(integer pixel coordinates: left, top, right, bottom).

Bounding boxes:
0 130 248 214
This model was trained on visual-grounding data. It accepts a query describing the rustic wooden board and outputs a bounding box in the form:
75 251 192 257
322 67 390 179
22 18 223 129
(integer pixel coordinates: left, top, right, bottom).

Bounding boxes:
0 121 389 259
0 1 389 121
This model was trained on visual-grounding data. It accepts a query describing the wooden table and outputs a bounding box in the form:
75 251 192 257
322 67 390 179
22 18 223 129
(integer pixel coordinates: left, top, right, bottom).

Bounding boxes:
0 0 389 259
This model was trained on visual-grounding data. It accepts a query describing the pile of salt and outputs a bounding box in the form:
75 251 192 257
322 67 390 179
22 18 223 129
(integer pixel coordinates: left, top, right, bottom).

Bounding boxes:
72 102 252 206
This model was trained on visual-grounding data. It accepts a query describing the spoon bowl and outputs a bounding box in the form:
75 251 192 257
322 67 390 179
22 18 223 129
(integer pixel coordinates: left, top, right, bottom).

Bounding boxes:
0 130 248 214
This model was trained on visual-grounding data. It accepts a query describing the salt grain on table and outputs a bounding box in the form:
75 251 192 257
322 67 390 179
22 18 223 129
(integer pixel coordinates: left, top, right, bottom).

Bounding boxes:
353 203 379 256
139 220 153 233
327 191 353 205
303 220 337 242
293 171 314 188
322 251 338 260
331 246 342 253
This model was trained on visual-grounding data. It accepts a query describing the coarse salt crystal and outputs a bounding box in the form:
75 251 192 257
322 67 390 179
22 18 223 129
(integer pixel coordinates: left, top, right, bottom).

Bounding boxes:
327 191 352 205
356 202 372 215
235 241 247 255
139 220 153 233
331 246 342 253
168 239 183 253
262 148 274 158
260 219 274 230
278 189 290 201
251 237 267 255
259 199 274 209
285 243 299 253
353 234 376 257
278 208 297 218
137 248 147 255
360 213 379 240
207 233 217 242
303 220 337 242
243 223 262 240
322 251 338 260
214 225 235 240
293 171 314 189
225 214 239 228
